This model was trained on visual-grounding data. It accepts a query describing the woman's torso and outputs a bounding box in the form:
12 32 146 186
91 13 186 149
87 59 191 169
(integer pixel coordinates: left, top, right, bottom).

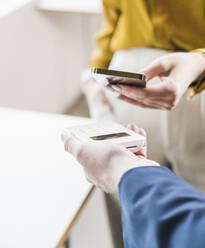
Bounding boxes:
110 0 205 52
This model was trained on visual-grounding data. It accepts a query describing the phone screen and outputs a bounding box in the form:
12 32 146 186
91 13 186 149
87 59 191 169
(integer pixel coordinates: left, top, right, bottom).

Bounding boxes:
90 132 130 141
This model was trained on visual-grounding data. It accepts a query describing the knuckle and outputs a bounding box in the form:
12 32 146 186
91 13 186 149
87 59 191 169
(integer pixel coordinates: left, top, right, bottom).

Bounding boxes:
157 59 172 72
166 105 174 111
166 101 177 111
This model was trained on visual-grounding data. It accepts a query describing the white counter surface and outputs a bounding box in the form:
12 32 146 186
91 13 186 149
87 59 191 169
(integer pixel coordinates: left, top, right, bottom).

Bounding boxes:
0 108 93 248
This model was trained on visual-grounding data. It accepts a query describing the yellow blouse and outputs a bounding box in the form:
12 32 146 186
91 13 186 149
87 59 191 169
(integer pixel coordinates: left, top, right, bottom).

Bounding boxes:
89 0 205 96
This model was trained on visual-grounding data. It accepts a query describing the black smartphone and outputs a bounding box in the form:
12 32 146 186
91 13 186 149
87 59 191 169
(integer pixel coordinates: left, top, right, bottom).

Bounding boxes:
91 68 146 88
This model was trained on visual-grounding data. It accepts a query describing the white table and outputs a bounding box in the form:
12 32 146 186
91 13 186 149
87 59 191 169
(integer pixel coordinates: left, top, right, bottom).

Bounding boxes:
0 108 93 248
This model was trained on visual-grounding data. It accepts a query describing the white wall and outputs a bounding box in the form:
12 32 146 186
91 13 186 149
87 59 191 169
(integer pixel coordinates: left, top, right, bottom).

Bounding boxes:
0 0 31 18
0 4 114 248
0 2 101 113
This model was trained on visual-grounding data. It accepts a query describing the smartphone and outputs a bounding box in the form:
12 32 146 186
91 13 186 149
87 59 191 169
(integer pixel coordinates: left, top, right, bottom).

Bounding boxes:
91 68 146 88
62 121 145 153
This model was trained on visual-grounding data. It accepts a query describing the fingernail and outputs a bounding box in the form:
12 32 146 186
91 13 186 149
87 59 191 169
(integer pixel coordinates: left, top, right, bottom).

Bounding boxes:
111 85 121 93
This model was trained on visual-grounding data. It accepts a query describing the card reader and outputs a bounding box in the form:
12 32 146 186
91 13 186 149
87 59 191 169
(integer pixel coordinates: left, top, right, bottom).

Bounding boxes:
63 121 145 153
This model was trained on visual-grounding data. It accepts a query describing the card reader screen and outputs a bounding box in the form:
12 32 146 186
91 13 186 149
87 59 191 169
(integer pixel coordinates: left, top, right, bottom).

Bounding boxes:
90 132 130 141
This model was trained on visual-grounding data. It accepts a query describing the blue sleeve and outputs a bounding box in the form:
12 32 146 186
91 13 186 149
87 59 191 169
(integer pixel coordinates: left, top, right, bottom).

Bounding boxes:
119 166 205 248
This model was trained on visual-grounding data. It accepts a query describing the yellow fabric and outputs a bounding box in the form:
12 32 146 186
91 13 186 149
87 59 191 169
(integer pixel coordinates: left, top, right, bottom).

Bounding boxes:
189 82 205 99
188 49 205 98
89 0 205 96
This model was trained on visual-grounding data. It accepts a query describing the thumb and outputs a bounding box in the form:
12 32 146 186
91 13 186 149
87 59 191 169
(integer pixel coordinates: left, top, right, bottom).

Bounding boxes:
62 132 82 157
141 58 173 81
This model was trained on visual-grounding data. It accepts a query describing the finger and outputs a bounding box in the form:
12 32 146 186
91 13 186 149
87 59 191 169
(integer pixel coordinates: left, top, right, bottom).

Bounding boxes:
118 95 153 108
118 94 167 110
118 94 158 109
107 77 123 83
132 127 146 147
118 78 177 108
127 123 140 133
127 124 147 142
141 57 173 81
134 151 146 157
134 149 147 158
126 124 147 157
143 98 171 110
111 78 146 88
138 128 147 138
106 84 121 99
61 130 81 143
134 134 147 157
119 82 173 100
64 133 82 157
129 124 147 138
105 84 115 92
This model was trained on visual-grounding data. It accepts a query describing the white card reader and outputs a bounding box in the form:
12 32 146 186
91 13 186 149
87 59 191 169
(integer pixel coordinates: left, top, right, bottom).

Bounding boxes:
63 121 145 153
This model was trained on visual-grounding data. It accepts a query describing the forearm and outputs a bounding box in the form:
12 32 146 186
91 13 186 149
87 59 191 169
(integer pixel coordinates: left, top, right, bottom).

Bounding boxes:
119 166 205 248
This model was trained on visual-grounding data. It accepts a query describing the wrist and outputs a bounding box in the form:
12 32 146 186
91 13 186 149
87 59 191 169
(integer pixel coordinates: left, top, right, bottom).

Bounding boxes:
192 52 205 68
115 158 160 196
117 164 161 196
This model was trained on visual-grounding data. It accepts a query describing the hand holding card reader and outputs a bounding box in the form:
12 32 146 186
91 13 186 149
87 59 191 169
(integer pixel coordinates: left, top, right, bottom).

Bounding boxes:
63 121 145 153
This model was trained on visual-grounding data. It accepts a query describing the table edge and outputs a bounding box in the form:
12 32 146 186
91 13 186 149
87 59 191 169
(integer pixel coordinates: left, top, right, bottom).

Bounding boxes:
56 186 95 248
